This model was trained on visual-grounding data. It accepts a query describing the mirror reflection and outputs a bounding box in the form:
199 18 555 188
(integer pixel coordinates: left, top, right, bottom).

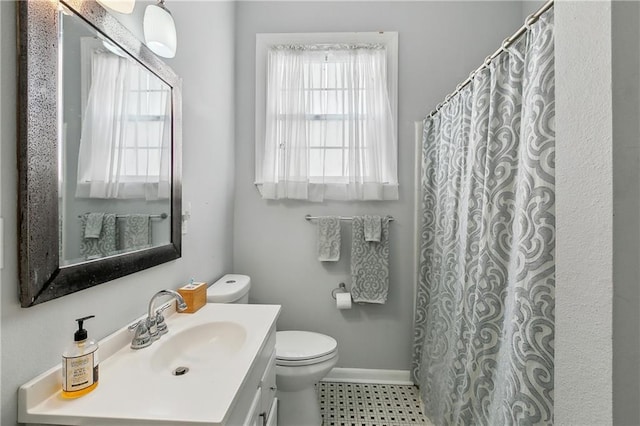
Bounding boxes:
59 7 172 266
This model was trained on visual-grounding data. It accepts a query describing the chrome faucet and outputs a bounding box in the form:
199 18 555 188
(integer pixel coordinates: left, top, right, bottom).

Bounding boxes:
130 289 188 350
147 289 188 340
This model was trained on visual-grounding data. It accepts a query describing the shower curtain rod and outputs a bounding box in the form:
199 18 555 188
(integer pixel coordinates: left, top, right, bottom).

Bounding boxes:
427 0 554 119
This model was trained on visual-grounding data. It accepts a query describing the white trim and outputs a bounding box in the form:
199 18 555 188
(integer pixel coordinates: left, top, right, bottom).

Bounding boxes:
0 217 3 270
322 368 413 385
555 1 613 423
413 121 423 327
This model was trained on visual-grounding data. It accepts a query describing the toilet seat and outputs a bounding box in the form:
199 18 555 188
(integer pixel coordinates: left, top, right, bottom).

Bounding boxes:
276 331 338 366
276 351 338 366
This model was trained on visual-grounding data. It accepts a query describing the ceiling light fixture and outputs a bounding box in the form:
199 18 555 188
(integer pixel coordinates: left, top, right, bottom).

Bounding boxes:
143 0 177 58
96 0 135 14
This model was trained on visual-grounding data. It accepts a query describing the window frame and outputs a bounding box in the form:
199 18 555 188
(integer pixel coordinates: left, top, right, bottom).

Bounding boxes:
254 32 398 188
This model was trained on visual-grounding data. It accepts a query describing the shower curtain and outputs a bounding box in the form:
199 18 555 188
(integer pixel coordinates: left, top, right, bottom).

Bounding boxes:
412 9 554 426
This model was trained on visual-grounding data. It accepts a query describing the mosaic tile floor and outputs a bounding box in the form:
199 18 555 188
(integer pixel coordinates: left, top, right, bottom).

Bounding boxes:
318 382 434 426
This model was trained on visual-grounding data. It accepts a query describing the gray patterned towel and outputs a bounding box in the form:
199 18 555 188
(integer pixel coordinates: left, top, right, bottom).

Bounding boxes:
351 216 390 304
363 215 382 242
120 214 152 250
84 212 105 238
80 213 116 260
317 216 341 262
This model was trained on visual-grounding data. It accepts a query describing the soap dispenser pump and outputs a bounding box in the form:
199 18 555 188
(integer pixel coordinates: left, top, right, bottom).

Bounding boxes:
61 315 99 398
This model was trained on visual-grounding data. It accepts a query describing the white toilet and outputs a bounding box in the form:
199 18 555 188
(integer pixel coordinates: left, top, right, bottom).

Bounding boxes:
275 330 338 426
207 274 339 426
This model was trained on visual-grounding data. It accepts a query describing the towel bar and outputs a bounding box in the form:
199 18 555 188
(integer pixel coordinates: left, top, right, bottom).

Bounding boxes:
78 213 168 219
305 214 394 222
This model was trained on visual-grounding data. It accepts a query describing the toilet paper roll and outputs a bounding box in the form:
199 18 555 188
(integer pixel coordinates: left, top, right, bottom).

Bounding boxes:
336 292 352 310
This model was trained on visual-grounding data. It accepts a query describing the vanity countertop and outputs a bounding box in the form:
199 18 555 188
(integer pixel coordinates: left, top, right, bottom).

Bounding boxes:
18 303 281 426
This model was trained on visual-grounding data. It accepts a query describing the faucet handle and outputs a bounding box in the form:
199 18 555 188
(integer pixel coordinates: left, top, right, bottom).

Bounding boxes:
156 302 172 314
155 311 168 336
146 315 160 341
128 319 143 331
130 320 152 350
154 302 173 336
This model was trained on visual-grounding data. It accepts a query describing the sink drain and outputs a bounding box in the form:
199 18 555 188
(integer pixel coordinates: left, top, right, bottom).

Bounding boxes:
172 366 189 376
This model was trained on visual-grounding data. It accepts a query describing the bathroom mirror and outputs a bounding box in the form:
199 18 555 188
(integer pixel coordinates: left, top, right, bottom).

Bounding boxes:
17 0 182 307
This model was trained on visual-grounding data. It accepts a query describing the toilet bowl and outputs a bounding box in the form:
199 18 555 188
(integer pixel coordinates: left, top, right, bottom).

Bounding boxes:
206 274 339 426
275 330 338 426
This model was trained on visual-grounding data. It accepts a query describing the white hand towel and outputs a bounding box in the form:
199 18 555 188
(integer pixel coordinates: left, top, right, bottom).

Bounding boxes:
317 216 341 262
364 215 382 242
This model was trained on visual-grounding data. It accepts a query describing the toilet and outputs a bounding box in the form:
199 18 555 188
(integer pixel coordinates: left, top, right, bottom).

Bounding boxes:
207 274 339 426
205 274 251 304
274 330 338 426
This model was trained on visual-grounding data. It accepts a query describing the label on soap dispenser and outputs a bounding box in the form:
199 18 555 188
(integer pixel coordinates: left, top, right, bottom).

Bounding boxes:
62 352 98 392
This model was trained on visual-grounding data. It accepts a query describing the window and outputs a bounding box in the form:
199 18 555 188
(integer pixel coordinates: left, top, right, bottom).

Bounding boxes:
119 68 170 181
255 33 398 201
75 40 171 200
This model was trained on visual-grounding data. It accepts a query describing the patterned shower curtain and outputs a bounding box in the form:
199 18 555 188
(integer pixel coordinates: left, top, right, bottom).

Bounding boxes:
412 9 554 426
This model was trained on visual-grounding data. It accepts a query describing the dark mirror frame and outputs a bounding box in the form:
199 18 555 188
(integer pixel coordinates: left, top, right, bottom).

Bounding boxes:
17 0 182 307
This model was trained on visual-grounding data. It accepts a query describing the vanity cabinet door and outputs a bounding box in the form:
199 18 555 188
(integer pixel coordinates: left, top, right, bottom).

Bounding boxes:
260 350 277 417
265 398 278 426
243 388 262 426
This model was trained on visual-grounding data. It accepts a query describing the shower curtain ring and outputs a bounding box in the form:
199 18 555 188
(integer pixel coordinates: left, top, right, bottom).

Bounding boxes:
525 14 537 29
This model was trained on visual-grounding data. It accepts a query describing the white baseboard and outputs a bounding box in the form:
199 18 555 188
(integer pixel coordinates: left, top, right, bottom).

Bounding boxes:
322 368 413 385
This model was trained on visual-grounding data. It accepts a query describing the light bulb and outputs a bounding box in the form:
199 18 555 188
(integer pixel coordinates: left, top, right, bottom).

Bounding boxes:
143 1 177 58
96 0 135 14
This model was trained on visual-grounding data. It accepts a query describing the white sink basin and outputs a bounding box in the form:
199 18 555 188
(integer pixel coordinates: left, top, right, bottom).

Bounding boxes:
19 303 280 426
149 321 247 374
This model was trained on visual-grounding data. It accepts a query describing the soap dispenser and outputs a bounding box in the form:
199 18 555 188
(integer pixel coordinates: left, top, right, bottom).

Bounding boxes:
61 315 99 398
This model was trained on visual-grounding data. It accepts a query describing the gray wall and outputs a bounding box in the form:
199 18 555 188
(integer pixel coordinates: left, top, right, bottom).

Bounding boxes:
521 0 545 22
612 2 640 424
233 1 523 370
0 2 236 425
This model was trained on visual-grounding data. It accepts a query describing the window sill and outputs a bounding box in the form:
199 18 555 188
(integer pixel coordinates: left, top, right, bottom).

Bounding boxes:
254 182 398 202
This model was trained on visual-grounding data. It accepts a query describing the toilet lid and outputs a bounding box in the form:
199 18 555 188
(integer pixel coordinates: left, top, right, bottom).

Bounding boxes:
276 331 337 361
206 274 250 303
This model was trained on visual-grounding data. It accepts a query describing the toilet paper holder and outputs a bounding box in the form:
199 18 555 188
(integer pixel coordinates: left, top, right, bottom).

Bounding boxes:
331 283 348 300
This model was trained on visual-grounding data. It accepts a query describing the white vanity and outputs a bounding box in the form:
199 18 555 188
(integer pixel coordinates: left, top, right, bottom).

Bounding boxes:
18 304 280 426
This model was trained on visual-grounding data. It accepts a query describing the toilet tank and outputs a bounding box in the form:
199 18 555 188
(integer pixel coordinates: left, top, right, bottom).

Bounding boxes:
207 274 251 304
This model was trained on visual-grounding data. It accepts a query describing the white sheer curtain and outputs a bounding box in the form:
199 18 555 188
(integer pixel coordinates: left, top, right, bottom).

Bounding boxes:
258 45 398 201
76 51 171 200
